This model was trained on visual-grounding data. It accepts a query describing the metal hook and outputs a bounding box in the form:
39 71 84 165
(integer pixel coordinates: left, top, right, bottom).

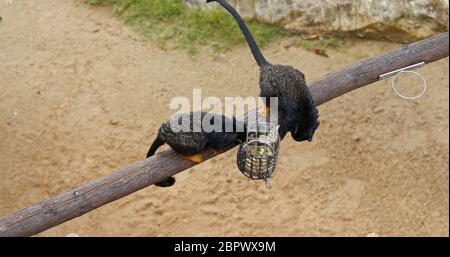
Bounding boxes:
391 70 427 100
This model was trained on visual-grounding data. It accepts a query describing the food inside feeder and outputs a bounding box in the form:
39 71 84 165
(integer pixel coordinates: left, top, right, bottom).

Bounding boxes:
243 155 270 172
246 141 274 156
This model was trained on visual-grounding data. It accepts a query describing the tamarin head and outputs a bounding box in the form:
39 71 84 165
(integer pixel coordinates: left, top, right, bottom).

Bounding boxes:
292 102 320 142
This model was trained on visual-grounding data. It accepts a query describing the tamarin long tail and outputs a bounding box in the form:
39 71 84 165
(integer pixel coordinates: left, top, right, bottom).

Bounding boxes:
206 0 269 67
146 137 175 187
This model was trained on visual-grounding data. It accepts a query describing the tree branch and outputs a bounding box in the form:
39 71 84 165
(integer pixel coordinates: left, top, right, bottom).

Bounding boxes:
0 32 448 237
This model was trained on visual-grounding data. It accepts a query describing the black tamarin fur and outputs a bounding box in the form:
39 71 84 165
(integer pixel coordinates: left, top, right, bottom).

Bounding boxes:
207 0 319 142
147 112 246 187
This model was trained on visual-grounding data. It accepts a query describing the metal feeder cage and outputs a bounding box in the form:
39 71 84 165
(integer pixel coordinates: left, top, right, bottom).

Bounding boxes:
236 121 281 185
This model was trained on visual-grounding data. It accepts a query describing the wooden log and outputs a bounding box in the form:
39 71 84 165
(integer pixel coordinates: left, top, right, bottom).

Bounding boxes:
310 32 449 106
0 32 448 237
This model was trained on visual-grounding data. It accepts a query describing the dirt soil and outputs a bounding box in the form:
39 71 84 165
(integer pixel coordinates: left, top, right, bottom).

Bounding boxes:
0 0 448 236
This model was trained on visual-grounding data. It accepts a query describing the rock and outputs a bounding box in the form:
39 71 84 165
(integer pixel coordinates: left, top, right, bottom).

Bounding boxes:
184 0 449 43
372 106 384 114
283 38 298 49
366 232 379 237
312 48 329 57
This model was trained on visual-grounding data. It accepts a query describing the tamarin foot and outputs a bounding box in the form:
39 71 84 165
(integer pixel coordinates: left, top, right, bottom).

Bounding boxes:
155 176 176 187
181 154 203 163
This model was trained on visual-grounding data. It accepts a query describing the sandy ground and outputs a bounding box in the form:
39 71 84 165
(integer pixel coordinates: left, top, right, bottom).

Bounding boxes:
0 0 448 236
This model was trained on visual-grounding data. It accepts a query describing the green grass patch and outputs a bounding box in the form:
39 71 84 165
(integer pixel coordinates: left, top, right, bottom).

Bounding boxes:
87 0 284 55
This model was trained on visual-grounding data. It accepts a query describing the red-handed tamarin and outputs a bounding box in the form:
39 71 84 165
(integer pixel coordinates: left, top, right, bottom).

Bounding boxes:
147 112 246 187
206 0 319 142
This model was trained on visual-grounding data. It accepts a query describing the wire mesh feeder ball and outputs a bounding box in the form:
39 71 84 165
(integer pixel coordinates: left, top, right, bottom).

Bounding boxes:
236 121 281 188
